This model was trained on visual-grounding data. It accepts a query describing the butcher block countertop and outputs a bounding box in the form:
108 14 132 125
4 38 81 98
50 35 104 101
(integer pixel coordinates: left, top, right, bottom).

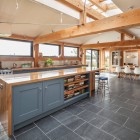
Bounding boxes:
0 67 103 86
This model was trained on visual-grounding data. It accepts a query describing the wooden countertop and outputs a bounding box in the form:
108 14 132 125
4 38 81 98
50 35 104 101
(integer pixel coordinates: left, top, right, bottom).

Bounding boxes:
0 67 103 86
12 64 87 71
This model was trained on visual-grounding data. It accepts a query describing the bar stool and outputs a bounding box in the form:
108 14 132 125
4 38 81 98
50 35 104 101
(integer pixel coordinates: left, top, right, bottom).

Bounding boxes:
97 76 110 97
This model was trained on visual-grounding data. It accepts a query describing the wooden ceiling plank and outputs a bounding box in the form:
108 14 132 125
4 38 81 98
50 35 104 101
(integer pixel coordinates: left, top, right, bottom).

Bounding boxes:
82 39 140 49
34 8 140 44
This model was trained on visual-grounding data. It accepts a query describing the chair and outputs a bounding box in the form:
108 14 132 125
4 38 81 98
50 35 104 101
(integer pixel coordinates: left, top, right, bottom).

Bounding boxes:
123 67 132 79
133 67 140 80
97 76 110 97
115 66 123 78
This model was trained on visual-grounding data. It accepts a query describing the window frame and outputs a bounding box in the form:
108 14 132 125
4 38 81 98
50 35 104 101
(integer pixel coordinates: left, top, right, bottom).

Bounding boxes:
64 46 79 57
39 43 61 57
0 38 33 57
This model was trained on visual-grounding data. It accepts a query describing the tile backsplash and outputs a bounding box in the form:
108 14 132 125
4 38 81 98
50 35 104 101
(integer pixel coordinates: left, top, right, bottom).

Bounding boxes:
1 60 81 69
1 61 34 69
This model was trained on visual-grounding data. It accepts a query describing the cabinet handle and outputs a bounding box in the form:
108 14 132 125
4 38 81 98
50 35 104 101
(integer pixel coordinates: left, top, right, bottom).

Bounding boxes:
0 83 3 89
45 86 48 89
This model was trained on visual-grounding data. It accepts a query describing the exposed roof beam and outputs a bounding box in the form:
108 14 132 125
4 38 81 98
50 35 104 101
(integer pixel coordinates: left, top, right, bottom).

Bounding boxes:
82 39 140 49
58 0 105 20
104 46 140 51
57 0 134 38
89 0 107 12
34 8 140 44
0 34 34 41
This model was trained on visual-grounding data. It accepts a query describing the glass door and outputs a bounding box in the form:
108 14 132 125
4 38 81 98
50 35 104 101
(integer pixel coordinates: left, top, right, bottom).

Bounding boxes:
86 50 99 68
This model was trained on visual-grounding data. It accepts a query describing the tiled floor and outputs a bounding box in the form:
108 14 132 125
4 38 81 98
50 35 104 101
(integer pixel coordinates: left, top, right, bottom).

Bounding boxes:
1 73 140 140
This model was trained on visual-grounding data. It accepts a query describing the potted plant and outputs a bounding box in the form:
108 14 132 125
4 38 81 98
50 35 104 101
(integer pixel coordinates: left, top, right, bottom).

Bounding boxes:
45 58 53 67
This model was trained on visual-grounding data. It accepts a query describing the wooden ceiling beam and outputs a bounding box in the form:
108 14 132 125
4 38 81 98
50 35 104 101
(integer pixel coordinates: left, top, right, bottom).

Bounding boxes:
58 0 134 38
104 46 140 51
58 0 105 20
89 0 107 12
0 34 34 41
34 8 140 44
82 39 140 49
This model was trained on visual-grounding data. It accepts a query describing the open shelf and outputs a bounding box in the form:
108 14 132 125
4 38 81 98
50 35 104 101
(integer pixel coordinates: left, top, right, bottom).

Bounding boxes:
64 85 88 94
64 78 88 86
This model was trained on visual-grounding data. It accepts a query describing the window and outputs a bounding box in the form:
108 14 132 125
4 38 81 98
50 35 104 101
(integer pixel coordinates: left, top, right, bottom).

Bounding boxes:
86 49 99 68
64 46 79 57
0 39 32 56
39 44 60 57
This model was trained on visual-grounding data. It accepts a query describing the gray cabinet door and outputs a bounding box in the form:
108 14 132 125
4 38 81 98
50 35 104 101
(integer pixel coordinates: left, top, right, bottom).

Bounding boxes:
43 79 64 112
13 82 43 125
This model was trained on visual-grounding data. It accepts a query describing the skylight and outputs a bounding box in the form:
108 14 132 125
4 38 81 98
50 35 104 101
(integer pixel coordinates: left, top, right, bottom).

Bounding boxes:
82 0 122 17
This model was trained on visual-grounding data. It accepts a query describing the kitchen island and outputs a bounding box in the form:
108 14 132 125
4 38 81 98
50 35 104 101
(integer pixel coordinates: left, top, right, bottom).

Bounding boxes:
0 67 103 136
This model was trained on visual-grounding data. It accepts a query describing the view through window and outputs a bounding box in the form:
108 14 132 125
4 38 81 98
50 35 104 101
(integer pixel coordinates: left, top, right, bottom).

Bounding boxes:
86 50 99 68
64 46 78 57
39 44 60 57
0 39 32 56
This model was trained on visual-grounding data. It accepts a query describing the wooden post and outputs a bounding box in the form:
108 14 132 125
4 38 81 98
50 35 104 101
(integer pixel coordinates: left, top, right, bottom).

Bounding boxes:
81 49 86 65
100 48 105 68
33 43 39 67
138 50 140 66
79 11 87 25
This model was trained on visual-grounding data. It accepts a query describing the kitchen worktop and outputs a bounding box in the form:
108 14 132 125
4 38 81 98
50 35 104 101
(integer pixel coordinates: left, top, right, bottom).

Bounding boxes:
12 64 87 71
0 67 102 85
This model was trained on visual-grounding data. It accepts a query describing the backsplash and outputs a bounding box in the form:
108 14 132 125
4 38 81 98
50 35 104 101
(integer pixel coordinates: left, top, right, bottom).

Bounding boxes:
1 60 81 69
1 61 34 69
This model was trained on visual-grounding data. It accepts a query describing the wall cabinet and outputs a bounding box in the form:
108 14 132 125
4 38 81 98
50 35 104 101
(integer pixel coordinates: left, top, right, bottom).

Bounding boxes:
13 82 43 125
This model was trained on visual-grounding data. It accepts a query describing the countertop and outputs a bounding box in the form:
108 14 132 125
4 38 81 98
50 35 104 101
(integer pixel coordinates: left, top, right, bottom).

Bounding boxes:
0 67 103 86
12 64 87 71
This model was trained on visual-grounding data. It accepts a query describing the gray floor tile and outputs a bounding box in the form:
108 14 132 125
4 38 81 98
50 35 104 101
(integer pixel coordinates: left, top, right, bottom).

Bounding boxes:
51 110 73 122
75 122 114 140
126 99 140 106
89 115 108 128
65 104 84 115
35 116 60 134
113 127 140 140
95 100 120 112
101 114 140 140
16 127 49 140
47 125 82 140
78 110 97 122
134 106 140 113
125 118 140 133
117 107 140 122
0 135 15 140
110 95 128 102
111 100 136 110
14 123 35 136
83 104 103 113
98 109 128 125
62 116 85 131
101 121 121 135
